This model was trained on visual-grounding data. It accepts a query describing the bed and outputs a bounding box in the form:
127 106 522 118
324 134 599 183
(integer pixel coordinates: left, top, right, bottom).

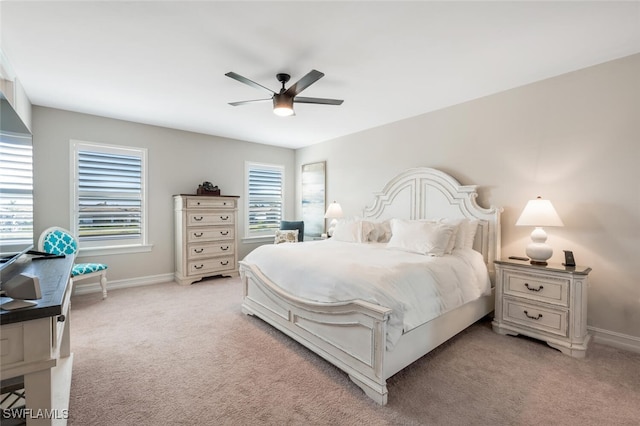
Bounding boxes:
239 167 502 405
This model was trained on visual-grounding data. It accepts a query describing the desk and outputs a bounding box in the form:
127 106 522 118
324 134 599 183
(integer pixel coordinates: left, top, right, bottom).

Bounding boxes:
1 255 74 425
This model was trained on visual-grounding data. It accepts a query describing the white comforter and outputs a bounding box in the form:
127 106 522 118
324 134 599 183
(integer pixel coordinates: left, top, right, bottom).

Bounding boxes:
242 239 491 350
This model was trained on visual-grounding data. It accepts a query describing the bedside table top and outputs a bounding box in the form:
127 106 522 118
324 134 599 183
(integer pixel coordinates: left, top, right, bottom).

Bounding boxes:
495 258 592 275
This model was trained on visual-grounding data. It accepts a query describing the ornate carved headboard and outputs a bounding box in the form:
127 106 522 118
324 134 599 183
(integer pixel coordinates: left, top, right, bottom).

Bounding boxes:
362 167 502 278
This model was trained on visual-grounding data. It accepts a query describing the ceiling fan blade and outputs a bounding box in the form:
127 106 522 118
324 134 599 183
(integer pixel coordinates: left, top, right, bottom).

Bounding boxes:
294 97 344 105
284 70 324 97
228 98 272 106
225 72 275 96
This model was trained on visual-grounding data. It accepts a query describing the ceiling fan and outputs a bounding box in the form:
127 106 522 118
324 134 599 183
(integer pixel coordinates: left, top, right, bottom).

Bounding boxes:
225 69 343 116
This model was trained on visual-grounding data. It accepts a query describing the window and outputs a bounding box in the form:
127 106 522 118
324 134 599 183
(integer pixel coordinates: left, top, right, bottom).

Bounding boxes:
72 140 148 253
0 131 33 253
245 162 284 239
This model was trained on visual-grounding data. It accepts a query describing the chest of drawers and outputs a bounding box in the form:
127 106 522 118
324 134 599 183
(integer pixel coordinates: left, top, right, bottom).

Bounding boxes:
174 195 239 285
492 259 591 358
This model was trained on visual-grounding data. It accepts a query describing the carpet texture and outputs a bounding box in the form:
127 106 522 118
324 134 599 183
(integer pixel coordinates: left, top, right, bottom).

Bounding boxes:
68 277 640 425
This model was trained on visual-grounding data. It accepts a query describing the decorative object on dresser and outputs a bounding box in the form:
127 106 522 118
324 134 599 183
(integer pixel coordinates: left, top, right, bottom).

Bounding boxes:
196 181 220 196
174 195 239 285
492 259 591 358
515 196 564 265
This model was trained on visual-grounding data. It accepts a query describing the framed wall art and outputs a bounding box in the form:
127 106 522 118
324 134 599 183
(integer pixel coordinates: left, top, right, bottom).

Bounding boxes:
301 161 326 239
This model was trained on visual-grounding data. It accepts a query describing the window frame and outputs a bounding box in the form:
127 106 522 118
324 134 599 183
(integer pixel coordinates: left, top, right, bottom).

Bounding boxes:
70 140 151 256
0 130 33 254
244 161 285 242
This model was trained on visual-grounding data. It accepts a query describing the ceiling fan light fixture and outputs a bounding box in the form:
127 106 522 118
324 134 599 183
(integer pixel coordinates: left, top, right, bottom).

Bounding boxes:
273 94 294 116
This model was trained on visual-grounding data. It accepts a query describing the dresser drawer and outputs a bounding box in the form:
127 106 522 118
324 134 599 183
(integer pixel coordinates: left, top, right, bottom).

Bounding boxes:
186 198 235 209
503 271 569 307
503 298 568 337
188 242 234 259
188 256 235 275
187 212 234 226
187 227 235 242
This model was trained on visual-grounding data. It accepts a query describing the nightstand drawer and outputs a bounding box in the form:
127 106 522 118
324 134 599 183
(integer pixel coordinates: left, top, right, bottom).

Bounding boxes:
503 298 568 337
504 272 569 307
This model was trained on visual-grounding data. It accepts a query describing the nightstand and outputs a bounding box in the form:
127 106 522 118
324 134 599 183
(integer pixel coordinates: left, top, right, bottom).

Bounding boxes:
492 259 591 358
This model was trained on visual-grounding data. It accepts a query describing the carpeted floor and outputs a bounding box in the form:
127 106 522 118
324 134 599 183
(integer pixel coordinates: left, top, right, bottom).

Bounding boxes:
67 276 640 425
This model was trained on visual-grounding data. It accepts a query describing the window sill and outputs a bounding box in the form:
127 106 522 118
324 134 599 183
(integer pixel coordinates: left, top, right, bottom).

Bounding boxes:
77 244 153 258
241 236 275 244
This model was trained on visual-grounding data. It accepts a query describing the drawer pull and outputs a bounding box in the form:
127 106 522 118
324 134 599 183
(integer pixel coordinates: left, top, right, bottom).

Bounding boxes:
523 310 543 320
196 202 201 205
220 231 229 236
194 264 204 270
194 248 204 254
221 260 229 266
220 215 229 220
524 283 544 292
58 315 66 322
194 232 203 237
221 246 229 251
193 216 204 221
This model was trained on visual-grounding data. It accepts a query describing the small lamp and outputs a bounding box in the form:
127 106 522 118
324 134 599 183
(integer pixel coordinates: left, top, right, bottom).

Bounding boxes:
516 196 564 265
324 201 343 236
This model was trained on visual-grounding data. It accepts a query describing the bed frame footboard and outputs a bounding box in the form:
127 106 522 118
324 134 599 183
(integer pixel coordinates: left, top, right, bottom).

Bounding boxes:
240 262 393 405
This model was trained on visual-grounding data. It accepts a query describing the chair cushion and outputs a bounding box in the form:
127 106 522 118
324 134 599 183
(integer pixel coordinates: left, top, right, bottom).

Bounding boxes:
43 229 78 255
72 263 108 276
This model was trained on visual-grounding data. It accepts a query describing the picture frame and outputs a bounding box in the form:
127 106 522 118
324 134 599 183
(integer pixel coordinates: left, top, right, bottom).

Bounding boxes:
301 161 326 239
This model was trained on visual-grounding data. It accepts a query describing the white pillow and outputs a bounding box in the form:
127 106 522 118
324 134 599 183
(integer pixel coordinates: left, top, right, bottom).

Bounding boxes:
464 220 479 249
363 220 392 243
386 219 455 256
274 229 298 244
438 218 468 251
332 218 373 243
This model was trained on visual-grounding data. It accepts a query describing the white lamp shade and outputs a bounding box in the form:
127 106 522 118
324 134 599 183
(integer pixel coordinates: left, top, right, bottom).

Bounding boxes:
324 201 343 219
516 196 563 265
516 197 563 227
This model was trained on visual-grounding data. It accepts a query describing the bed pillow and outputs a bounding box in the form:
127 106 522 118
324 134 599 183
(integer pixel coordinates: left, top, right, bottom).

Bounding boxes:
332 217 373 243
274 229 299 244
386 219 456 256
438 218 467 251
464 219 480 249
363 220 392 243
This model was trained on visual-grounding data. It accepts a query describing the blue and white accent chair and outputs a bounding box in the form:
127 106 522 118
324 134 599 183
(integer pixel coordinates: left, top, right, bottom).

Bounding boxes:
38 227 108 299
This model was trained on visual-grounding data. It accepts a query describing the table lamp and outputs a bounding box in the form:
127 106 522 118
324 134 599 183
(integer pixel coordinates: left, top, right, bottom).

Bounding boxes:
324 201 343 237
515 196 564 265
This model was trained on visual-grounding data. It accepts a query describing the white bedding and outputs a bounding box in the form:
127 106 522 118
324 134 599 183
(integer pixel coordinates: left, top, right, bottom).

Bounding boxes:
242 239 491 350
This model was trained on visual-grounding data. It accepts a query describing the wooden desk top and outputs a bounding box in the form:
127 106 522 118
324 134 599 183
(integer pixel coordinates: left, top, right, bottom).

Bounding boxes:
0 255 74 325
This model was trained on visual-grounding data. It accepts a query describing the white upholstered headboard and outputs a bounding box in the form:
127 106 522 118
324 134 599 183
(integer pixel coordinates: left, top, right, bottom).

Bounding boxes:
362 167 502 277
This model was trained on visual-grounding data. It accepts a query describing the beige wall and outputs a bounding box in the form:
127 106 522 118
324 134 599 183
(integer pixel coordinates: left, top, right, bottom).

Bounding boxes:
296 54 640 340
32 107 295 282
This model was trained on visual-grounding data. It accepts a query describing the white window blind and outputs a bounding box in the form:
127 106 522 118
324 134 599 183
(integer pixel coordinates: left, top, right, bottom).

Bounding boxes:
0 132 33 250
246 162 284 237
73 141 147 249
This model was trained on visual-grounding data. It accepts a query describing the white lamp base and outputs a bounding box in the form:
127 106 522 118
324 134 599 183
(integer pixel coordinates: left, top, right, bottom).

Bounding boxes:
525 227 553 265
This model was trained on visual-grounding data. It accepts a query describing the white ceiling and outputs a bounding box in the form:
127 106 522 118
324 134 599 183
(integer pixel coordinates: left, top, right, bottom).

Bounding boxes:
1 1 639 149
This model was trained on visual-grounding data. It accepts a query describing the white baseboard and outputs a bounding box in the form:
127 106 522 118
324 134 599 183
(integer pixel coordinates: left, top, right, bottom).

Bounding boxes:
588 326 640 354
71 273 175 296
